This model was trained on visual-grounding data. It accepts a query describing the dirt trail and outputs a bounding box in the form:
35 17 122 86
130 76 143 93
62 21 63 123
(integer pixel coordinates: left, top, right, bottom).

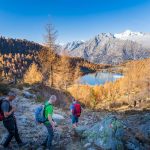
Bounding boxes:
0 88 104 150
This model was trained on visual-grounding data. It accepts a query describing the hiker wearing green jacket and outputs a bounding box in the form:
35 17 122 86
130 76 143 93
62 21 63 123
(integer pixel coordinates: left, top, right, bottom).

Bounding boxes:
42 95 57 149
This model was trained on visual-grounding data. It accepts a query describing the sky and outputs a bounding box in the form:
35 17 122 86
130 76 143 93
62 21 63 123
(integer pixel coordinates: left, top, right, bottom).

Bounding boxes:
0 0 150 44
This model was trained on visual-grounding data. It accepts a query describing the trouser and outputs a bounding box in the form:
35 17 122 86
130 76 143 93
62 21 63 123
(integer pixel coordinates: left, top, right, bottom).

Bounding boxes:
71 115 79 124
44 124 54 149
3 117 22 147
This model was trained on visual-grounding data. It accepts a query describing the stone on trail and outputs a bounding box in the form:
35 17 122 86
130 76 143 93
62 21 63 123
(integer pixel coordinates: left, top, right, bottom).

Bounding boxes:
22 91 36 99
52 114 65 125
84 143 91 148
74 126 87 137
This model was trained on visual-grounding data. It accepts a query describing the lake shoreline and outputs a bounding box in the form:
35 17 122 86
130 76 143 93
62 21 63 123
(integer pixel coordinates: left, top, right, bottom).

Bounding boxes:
80 71 123 86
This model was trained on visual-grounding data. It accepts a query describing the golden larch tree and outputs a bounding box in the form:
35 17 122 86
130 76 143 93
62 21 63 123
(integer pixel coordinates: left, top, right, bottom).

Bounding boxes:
24 63 42 85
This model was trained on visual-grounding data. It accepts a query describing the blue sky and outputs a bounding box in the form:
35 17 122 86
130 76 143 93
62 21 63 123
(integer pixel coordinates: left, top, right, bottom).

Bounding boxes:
0 0 150 44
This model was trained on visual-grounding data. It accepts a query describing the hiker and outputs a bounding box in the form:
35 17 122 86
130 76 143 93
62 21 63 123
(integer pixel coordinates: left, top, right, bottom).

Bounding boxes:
0 91 27 148
41 95 57 149
70 98 81 128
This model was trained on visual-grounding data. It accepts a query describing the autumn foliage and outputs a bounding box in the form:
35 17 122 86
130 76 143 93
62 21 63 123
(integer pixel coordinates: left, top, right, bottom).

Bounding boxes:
68 58 150 110
24 63 43 85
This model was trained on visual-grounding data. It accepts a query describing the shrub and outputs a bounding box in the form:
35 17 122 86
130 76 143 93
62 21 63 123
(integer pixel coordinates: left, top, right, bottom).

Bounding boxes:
0 84 10 96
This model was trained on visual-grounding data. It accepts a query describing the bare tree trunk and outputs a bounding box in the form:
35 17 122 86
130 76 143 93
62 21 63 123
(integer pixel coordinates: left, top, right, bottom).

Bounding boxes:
50 65 53 87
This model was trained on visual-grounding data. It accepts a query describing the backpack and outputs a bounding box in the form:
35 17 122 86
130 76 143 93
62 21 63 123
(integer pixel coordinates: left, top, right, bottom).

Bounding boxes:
35 104 50 123
72 103 81 117
0 98 6 121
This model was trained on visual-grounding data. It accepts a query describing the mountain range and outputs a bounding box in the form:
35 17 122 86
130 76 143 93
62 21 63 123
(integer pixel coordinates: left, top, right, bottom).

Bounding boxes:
61 30 150 64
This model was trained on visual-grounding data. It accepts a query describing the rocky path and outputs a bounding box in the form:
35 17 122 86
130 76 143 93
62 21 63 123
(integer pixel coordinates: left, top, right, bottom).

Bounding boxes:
1 88 150 150
0 88 105 150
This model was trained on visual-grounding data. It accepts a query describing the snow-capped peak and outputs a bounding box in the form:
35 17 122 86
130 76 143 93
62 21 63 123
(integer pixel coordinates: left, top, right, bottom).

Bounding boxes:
114 30 144 39
62 40 84 51
114 30 150 48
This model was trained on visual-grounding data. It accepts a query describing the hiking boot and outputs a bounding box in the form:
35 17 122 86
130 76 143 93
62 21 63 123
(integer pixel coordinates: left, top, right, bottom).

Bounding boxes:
18 142 28 147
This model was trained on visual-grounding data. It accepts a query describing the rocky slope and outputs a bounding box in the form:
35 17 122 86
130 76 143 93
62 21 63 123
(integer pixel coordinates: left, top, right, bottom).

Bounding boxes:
61 30 150 64
1 88 150 150
0 88 102 150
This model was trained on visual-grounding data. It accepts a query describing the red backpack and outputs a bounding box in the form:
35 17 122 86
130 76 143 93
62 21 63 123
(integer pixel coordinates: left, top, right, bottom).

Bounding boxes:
73 103 81 117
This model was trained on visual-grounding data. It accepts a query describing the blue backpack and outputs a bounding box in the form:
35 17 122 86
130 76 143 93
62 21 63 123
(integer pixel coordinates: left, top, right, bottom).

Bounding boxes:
35 105 48 123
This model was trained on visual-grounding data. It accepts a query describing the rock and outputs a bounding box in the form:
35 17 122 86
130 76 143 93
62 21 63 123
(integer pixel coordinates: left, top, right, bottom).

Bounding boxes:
22 91 36 99
74 126 87 137
84 143 91 148
52 114 65 125
81 114 150 150
87 148 96 150
126 138 142 150
83 115 125 150
0 133 7 145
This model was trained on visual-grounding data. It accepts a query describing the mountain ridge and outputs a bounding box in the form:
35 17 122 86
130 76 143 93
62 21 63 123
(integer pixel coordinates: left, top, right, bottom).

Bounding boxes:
0 36 42 54
61 30 150 64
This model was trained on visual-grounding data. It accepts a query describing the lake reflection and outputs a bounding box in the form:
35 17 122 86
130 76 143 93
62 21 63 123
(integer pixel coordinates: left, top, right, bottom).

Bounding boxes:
80 72 123 85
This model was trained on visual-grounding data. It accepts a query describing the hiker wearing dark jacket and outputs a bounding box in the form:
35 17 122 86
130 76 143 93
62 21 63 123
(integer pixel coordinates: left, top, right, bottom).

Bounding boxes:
70 98 81 128
0 91 27 148
42 95 57 150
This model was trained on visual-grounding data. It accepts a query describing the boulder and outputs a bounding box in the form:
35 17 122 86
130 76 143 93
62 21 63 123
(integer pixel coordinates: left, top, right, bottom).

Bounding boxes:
22 91 36 99
80 114 149 150
74 126 87 137
52 114 65 125
82 115 125 150
126 138 143 150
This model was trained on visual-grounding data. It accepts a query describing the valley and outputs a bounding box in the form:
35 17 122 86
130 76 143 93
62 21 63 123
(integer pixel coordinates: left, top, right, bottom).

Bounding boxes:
0 32 150 150
1 1 150 149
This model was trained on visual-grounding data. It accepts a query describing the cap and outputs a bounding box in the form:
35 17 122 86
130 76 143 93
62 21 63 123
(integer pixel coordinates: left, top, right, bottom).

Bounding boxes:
8 91 17 97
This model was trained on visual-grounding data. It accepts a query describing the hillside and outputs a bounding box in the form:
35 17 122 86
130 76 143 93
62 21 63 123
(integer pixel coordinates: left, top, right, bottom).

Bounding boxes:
0 36 42 54
69 58 150 110
0 36 111 87
61 30 150 64
1 86 150 150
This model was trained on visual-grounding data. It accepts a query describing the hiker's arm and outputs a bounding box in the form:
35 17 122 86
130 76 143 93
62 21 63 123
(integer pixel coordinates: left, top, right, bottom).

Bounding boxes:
3 108 14 118
2 102 15 118
70 105 74 114
48 115 55 127
70 109 74 115
2 104 16 118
